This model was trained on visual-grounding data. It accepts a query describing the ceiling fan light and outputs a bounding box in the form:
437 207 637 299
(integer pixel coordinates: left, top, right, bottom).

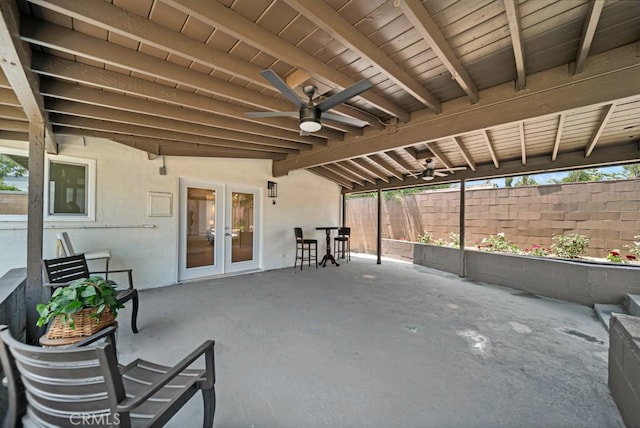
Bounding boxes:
422 159 435 180
300 119 321 133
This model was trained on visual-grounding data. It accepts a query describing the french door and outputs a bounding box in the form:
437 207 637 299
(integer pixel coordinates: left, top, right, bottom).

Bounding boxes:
178 179 260 281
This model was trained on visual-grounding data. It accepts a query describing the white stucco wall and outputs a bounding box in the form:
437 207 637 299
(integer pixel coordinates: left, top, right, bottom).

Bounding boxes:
0 137 341 288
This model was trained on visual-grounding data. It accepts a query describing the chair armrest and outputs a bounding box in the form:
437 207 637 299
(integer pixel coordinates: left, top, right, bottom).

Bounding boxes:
117 340 215 412
89 269 134 290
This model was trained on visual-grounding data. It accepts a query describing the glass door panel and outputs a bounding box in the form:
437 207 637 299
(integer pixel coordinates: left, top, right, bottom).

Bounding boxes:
186 187 216 268
231 192 254 263
179 179 223 281
225 186 260 273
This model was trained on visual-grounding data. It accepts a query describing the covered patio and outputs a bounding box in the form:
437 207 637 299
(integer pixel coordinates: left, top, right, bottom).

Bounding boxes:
116 256 620 427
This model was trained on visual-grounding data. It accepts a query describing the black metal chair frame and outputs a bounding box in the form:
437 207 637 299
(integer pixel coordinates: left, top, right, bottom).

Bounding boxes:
42 254 140 334
333 227 351 262
294 227 318 270
0 324 216 427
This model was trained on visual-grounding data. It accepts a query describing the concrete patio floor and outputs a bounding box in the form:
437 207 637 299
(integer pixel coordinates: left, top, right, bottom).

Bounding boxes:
116 255 622 427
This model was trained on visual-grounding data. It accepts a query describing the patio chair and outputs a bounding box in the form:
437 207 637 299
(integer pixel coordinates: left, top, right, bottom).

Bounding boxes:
333 227 351 262
42 254 139 334
294 227 318 270
0 324 216 427
57 231 111 273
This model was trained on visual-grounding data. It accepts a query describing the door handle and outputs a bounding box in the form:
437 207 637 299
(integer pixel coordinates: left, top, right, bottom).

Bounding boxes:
224 233 231 237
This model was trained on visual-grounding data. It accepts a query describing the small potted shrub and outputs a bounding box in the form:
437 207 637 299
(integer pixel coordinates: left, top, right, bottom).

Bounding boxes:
37 276 124 339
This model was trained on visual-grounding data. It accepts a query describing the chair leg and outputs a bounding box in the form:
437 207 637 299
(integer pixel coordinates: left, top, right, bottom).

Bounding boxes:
131 290 139 334
202 387 216 428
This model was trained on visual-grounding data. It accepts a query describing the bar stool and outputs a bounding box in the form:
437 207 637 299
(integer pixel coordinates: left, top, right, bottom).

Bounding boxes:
333 227 351 262
294 227 318 270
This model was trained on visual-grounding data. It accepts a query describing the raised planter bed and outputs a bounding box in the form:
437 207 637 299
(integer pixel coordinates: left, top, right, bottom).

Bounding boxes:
382 239 640 306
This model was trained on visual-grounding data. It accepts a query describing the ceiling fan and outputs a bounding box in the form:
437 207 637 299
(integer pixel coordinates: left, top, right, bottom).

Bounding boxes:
245 70 373 134
421 158 467 180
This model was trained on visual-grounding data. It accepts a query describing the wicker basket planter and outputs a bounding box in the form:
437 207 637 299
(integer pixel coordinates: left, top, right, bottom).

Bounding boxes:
46 307 115 340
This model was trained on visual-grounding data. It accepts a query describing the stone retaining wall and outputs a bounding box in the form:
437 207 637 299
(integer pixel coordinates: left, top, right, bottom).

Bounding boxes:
347 179 640 258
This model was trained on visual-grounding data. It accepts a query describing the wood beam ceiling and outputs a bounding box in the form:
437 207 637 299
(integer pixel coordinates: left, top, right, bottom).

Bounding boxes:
399 0 478 103
503 0 526 91
273 45 640 176
575 0 605 75
0 0 56 152
162 0 411 122
283 0 441 112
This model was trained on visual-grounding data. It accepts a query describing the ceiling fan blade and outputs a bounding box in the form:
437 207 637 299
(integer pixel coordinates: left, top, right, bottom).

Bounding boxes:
322 112 369 128
316 79 373 111
245 111 298 118
260 70 305 109
434 171 448 177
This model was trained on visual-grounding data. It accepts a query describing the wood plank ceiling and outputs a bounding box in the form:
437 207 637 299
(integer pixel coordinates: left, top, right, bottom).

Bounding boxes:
0 0 639 192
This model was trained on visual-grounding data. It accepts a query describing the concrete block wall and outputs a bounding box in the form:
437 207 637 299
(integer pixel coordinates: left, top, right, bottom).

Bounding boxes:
0 192 28 215
347 179 640 258
609 314 640 428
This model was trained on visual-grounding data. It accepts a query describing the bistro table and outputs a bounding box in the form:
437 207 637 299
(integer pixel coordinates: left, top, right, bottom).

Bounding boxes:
316 226 339 267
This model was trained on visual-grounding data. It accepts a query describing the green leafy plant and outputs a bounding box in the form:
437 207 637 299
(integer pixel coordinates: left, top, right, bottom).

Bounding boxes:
478 233 519 253
417 231 433 244
550 234 589 259
36 277 123 329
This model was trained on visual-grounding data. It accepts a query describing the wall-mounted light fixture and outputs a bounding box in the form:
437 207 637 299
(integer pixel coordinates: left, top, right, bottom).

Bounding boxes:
422 159 435 181
267 181 278 204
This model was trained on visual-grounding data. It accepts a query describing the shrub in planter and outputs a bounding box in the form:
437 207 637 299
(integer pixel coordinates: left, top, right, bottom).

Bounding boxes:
478 233 519 253
551 233 589 259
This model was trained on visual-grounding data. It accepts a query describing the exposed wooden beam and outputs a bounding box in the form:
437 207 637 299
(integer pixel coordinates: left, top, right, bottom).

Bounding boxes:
503 0 526 91
551 113 565 161
21 18 299 114
519 122 526 165
286 69 311 89
50 115 298 154
575 0 605 75
425 143 453 171
32 54 341 142
384 151 418 178
399 0 478 103
162 0 410 122
109 137 285 160
451 137 476 171
347 142 640 193
351 158 389 183
45 98 311 152
585 103 616 157
369 154 404 181
284 0 441 112
0 0 56 152
323 164 365 187
312 166 354 189
41 79 323 147
273 44 640 176
337 161 376 185
481 130 499 168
